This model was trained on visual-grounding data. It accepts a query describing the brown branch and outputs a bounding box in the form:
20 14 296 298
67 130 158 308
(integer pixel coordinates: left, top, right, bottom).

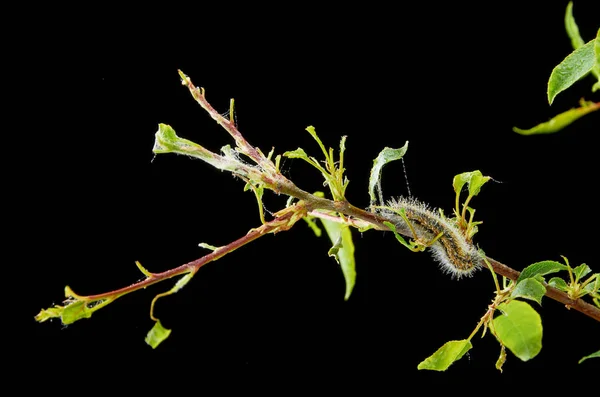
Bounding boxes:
485 256 600 322
295 191 600 322
171 72 600 323
82 209 298 301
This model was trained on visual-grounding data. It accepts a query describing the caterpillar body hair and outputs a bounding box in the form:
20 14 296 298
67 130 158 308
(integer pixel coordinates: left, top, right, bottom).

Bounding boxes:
379 197 484 278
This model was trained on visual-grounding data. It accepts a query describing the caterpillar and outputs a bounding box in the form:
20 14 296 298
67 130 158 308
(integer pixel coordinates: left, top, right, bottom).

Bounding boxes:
378 197 484 278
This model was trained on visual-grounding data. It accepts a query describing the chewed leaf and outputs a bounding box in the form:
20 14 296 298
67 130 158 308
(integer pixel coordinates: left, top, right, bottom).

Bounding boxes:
453 171 490 197
547 40 596 104
417 339 472 371
368 143 409 206
517 260 567 283
35 306 63 322
565 2 585 50
145 320 172 349
496 345 507 373
61 301 94 324
493 300 543 362
511 278 546 305
35 286 114 325
320 218 356 300
283 147 309 159
468 171 491 197
283 147 326 174
513 101 600 135
579 350 600 364
305 125 329 161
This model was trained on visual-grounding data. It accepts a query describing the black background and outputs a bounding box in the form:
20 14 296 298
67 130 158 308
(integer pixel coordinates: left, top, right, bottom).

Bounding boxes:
17 0 599 389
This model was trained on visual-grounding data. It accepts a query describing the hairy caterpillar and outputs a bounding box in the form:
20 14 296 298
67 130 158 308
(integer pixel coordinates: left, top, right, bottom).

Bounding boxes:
378 197 484 278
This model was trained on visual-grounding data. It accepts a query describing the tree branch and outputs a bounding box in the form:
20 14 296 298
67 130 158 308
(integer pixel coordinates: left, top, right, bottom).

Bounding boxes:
170 72 600 323
484 256 600 322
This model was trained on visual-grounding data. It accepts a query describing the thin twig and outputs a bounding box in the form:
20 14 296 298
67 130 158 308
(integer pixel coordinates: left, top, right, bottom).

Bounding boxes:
82 209 297 301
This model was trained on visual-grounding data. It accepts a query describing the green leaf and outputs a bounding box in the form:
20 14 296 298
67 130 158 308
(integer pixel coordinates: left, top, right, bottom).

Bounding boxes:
145 320 172 349
303 217 322 237
170 273 194 293
135 260 153 277
417 339 473 371
493 300 543 361
320 219 356 300
283 148 326 174
452 172 471 196
35 287 115 324
548 39 596 104
513 101 600 135
283 147 309 159
511 278 547 305
573 263 592 282
34 306 64 322
565 2 585 50
581 273 598 295
61 301 94 324
593 28 600 89
383 221 416 251
579 350 600 364
305 125 330 162
368 143 409 206
548 276 569 292
596 28 600 66
467 171 491 197
496 345 507 373
452 171 490 197
517 260 568 283
244 181 266 223
153 124 241 173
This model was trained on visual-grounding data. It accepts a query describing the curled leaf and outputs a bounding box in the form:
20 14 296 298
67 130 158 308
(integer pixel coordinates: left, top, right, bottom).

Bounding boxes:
145 320 172 349
548 276 569 292
368 143 409 207
513 101 600 135
320 219 356 300
453 171 490 198
496 344 507 373
578 350 600 364
35 287 114 325
565 2 585 50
